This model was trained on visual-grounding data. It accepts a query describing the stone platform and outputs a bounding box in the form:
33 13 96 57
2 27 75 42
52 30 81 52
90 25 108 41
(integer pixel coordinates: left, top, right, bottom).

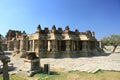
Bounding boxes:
40 53 120 73
3 52 120 74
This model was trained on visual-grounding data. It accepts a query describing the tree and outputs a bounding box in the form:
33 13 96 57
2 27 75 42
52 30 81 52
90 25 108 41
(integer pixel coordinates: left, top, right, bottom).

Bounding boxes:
101 34 120 52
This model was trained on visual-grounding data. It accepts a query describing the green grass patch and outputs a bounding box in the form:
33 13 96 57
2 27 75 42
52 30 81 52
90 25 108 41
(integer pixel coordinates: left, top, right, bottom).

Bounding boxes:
33 70 120 80
0 70 120 80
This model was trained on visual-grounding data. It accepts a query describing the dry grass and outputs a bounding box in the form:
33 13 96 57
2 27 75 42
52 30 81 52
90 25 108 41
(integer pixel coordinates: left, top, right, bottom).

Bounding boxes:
66 70 120 80
33 68 120 80
0 74 27 80
0 69 120 80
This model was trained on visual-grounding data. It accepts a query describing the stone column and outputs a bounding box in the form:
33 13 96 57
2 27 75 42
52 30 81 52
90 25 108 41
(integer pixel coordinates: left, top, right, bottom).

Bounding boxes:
71 41 74 51
26 39 28 51
55 40 58 51
37 33 41 66
20 40 23 51
76 41 79 51
36 39 42 57
87 41 91 52
20 37 26 51
51 40 54 51
29 40 31 51
82 41 88 52
58 40 61 51
44 40 48 51
14 40 17 51
7 42 10 51
42 40 45 51
14 39 19 52
94 41 97 50
52 40 58 51
48 41 51 51
66 40 71 51
32 40 35 51
39 40 43 51
73 41 77 51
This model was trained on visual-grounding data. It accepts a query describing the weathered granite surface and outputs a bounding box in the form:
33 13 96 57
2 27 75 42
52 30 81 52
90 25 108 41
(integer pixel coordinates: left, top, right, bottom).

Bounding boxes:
40 53 120 73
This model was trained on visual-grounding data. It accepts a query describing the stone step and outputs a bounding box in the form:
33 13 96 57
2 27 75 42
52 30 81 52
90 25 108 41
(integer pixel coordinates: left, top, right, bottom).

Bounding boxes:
87 67 94 73
87 67 99 73
91 68 100 73
82 67 91 72
79 65 100 73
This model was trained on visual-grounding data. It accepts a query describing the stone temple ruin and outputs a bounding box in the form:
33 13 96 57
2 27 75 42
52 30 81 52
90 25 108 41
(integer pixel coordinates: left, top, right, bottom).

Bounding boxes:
0 25 103 77
5 25 102 58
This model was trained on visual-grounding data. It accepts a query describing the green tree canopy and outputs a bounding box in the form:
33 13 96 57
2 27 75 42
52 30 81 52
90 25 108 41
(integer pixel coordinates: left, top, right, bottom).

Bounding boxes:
101 34 120 52
102 34 120 45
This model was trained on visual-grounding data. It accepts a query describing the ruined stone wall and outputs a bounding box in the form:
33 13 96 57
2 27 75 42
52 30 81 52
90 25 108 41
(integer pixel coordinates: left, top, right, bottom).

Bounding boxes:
5 25 102 58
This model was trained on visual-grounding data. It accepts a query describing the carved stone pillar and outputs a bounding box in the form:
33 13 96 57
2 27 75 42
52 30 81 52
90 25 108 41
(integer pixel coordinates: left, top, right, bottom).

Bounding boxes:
82 41 88 52
32 40 35 51
52 40 58 51
52 40 55 51
14 40 17 51
14 39 19 52
7 42 10 51
56 40 58 51
41 40 44 52
58 40 61 51
44 40 48 51
73 41 77 51
20 40 23 51
76 41 79 51
39 40 43 51
20 37 27 51
71 41 74 51
94 41 97 50
48 41 51 51
66 40 71 51
29 40 32 51
26 39 28 51
87 41 91 52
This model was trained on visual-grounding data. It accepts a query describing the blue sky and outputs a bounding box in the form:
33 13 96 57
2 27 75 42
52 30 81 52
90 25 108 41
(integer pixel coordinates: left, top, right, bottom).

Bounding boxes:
0 0 120 39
